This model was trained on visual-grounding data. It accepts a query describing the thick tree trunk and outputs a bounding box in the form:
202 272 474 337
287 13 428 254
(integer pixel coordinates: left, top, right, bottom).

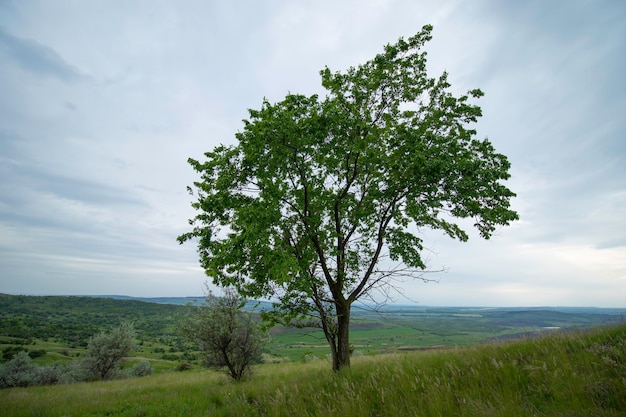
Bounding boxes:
333 302 351 371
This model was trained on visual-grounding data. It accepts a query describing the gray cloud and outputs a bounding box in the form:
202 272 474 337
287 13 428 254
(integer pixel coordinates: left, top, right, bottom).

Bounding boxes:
0 27 85 82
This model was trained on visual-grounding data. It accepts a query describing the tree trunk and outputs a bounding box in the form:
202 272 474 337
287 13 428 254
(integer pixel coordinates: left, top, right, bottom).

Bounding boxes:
333 301 351 371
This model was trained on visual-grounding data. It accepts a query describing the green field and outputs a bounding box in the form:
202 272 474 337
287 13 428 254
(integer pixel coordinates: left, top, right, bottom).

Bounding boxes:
265 305 626 361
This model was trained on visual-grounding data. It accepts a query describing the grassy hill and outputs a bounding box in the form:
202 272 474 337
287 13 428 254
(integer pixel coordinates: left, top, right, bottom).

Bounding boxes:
1 323 624 416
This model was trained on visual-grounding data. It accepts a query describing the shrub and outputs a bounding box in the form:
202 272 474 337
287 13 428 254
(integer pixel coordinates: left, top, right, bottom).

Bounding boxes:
179 288 264 381
175 361 194 372
0 351 37 388
57 360 88 385
161 353 180 361
34 363 63 386
81 322 137 380
260 353 291 364
28 349 47 359
303 354 320 363
1 346 28 362
130 360 153 377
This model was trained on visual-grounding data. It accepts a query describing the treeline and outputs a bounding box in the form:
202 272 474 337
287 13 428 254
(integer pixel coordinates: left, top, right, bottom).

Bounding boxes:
0 294 184 346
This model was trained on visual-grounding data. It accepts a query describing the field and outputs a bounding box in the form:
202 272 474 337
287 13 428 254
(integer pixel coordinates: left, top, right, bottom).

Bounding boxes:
265 305 625 361
1 323 625 416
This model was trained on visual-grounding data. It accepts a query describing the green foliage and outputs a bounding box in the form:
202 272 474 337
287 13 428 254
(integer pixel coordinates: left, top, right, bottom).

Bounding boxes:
0 294 183 346
81 322 137 380
174 361 194 372
0 352 66 388
128 360 153 377
179 25 518 370
179 289 264 381
1 345 28 362
1 324 624 416
0 323 153 388
0 351 37 388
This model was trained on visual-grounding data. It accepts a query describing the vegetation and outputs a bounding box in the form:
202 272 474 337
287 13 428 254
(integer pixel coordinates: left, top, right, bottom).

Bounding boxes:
2 294 624 366
1 323 624 416
81 322 137 381
178 24 518 371
0 293 182 346
0 322 151 388
179 289 264 381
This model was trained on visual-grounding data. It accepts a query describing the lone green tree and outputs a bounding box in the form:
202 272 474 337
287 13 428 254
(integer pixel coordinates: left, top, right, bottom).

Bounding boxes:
178 25 518 371
179 288 263 381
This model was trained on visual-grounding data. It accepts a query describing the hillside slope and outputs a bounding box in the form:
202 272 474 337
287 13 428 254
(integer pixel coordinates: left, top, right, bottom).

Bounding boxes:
1 323 624 416
0 294 184 345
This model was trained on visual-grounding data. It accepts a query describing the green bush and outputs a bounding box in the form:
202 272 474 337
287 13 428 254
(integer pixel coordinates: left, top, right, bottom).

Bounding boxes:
0 323 150 388
1 346 28 362
57 360 88 385
28 349 47 359
81 322 136 380
175 361 193 371
130 360 153 377
33 363 63 386
0 351 37 388
179 289 264 381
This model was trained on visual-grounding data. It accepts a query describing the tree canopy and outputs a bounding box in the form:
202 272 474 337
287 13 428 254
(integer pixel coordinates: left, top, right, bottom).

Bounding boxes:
178 25 518 370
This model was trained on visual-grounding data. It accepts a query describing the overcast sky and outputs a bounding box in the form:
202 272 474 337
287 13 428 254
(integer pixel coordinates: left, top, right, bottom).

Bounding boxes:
1 0 624 307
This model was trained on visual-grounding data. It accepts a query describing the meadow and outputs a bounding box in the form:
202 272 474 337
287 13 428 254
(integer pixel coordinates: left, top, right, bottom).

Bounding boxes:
1 323 625 416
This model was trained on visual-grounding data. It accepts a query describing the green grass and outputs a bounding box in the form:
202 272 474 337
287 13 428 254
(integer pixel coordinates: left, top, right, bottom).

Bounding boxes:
2 324 624 417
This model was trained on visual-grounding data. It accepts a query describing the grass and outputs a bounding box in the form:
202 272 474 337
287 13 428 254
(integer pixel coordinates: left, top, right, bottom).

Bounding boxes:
1 324 625 417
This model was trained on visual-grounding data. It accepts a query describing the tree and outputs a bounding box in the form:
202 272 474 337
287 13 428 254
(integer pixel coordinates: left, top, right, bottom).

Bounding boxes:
178 25 518 371
82 321 136 380
179 288 263 381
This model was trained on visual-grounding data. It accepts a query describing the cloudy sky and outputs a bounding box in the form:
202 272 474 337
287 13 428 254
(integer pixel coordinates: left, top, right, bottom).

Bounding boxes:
1 0 624 307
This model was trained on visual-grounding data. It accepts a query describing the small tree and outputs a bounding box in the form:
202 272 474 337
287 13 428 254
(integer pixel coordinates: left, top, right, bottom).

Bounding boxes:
82 321 136 380
179 289 263 381
0 351 37 388
179 25 518 371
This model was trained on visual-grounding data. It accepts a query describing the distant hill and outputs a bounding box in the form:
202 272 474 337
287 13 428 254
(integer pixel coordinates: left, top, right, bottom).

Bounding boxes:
88 295 276 311
87 295 626 316
89 295 206 306
0 293 186 345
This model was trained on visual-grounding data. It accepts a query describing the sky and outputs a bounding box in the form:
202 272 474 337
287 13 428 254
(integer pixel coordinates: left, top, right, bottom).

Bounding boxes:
0 0 624 307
